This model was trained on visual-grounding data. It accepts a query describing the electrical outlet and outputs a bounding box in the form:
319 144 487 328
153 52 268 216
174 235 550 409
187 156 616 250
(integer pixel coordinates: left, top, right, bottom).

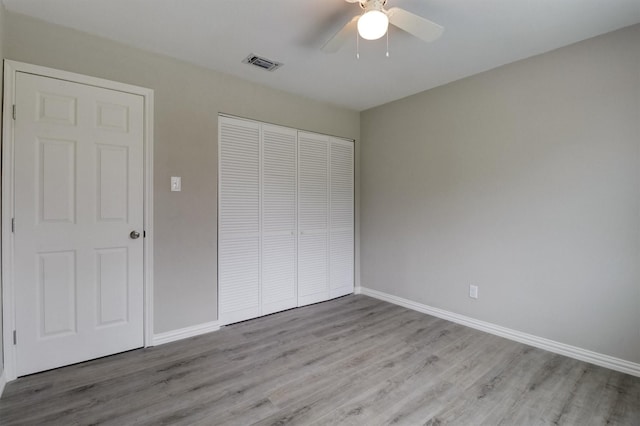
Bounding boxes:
469 285 479 299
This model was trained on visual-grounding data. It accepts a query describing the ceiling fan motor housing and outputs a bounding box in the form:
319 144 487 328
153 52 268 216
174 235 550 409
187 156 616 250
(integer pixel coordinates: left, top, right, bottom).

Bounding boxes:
359 0 388 12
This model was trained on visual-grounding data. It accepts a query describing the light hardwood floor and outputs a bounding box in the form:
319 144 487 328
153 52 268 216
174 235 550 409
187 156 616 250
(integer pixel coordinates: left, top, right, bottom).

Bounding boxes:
1 295 639 425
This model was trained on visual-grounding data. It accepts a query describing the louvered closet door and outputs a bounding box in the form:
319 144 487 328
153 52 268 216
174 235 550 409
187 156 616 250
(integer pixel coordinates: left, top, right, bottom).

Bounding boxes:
330 138 355 298
218 117 261 325
261 125 298 315
297 132 330 306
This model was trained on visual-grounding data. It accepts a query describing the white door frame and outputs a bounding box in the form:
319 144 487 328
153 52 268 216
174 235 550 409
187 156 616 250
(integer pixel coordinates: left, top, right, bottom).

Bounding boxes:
1 60 155 381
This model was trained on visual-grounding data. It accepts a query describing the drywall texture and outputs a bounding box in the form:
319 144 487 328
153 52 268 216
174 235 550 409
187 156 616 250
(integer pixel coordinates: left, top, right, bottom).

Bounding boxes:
5 12 360 334
361 24 640 363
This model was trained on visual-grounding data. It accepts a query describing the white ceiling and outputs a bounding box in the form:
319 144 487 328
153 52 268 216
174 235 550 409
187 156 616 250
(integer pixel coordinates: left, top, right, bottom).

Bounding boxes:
4 0 640 111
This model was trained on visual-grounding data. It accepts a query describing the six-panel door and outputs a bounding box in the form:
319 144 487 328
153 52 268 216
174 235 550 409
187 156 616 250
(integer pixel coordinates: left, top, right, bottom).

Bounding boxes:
13 72 145 376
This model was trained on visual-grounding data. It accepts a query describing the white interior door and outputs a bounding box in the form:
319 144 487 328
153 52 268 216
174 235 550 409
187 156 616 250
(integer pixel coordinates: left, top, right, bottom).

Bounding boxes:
261 124 298 315
329 138 354 298
13 72 145 376
297 132 330 306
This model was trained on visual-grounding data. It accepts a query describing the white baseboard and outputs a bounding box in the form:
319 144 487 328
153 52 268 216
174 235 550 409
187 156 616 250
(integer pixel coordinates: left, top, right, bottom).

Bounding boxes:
0 368 6 398
359 287 640 378
152 321 220 346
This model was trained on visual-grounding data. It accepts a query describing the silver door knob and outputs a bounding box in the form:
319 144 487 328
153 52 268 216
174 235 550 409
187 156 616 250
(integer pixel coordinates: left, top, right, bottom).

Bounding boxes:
130 231 141 239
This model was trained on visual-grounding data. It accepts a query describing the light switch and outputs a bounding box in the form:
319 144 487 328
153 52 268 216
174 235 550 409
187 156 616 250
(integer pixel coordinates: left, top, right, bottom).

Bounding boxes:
171 176 181 192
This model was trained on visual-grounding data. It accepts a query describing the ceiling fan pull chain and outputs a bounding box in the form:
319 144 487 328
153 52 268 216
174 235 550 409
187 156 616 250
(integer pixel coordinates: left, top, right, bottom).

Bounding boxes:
386 30 389 57
356 30 360 59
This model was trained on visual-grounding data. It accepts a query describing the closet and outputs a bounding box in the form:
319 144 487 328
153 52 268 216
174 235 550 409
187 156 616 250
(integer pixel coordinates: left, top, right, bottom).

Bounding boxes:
218 116 354 325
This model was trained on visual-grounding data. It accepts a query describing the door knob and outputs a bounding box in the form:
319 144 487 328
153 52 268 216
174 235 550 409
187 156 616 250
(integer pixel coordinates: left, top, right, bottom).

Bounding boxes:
130 230 141 239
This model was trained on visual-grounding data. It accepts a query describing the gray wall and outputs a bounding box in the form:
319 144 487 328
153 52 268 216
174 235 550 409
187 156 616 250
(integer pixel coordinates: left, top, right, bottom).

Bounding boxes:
4 12 360 334
361 24 640 363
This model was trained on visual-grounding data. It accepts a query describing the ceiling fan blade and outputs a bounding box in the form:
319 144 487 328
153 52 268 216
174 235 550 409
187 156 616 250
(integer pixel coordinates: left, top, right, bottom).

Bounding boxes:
322 15 359 53
387 7 444 43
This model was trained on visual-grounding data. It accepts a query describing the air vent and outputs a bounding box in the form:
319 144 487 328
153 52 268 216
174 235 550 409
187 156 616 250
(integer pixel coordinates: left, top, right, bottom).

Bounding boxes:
242 54 283 72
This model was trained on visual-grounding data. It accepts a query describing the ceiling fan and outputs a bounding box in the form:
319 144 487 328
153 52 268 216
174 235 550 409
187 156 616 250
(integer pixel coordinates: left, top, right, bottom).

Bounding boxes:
322 0 444 53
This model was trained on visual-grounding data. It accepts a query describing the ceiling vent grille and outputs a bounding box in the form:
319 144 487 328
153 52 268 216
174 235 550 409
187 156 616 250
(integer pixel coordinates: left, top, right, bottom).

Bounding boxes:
242 53 283 72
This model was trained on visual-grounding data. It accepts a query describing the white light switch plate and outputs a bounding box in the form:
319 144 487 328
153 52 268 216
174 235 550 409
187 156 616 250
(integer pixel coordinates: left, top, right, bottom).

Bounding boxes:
469 285 478 299
171 176 181 191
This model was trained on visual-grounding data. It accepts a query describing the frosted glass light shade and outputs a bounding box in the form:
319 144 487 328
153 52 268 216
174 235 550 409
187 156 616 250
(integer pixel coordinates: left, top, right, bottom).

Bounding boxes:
357 10 389 40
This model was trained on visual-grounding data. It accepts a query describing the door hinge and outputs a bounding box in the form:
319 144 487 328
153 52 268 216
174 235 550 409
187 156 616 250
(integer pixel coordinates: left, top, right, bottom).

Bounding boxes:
13 330 17 345
143 230 146 238
12 104 16 120
12 218 15 233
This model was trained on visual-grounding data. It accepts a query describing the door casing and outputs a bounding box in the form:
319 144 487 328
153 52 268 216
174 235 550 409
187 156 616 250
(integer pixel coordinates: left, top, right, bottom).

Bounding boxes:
2 60 155 381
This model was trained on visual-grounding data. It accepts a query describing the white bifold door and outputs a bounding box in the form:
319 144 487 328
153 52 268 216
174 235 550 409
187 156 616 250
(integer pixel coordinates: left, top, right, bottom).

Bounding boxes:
261 125 299 315
13 72 145 376
328 138 355 299
297 133 355 305
218 117 354 325
218 117 299 324
218 119 262 324
297 132 330 306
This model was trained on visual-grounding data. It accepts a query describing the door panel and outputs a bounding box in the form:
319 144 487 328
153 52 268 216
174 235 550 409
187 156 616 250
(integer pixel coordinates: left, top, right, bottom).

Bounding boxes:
95 247 129 327
218 117 261 324
218 235 261 324
97 145 129 222
37 250 77 337
329 139 355 298
262 125 297 315
262 233 296 314
330 229 354 298
297 132 329 306
14 72 144 376
298 232 329 306
38 138 76 223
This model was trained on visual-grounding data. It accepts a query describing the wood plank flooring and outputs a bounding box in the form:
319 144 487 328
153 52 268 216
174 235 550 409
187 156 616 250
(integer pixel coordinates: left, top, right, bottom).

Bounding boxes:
1 295 639 425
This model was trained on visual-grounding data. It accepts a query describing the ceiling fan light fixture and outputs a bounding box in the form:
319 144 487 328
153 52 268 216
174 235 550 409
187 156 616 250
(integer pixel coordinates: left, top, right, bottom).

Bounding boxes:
357 10 388 40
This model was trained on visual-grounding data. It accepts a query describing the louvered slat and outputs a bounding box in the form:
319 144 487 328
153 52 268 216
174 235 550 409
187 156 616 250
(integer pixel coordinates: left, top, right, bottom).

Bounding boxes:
298 134 328 231
262 234 296 314
220 121 260 235
330 142 354 230
263 126 297 233
219 235 260 307
298 232 328 305
330 229 354 297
